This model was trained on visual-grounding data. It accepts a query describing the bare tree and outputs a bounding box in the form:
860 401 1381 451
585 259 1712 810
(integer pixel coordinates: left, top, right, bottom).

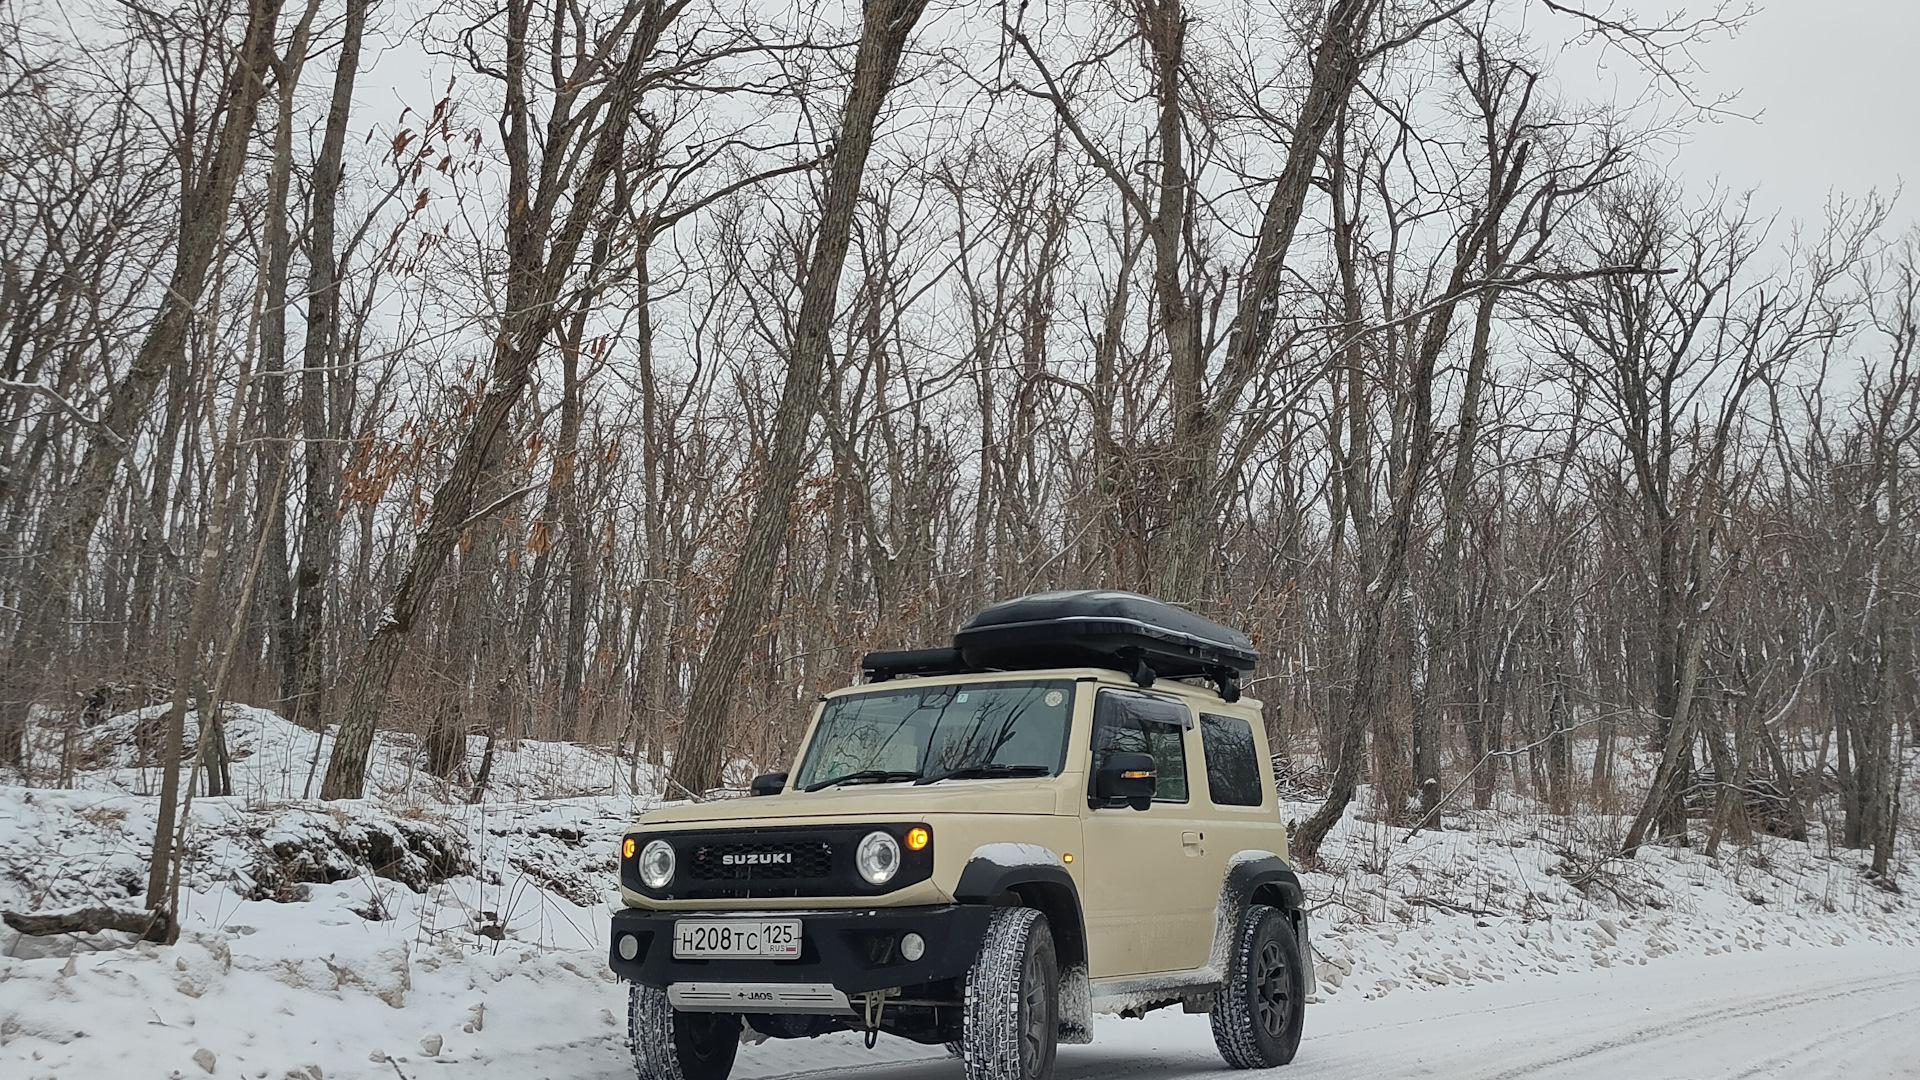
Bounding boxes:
2 0 285 761
320 0 693 798
1540 185 1871 854
670 0 933 797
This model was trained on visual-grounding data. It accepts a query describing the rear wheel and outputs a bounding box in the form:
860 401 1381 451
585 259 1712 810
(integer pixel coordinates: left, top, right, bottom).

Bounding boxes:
629 983 741 1080
1211 903 1305 1069
961 906 1059 1080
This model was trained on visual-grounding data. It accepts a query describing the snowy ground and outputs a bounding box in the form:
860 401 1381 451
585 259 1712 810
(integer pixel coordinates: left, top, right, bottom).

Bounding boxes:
3 706 1916 1079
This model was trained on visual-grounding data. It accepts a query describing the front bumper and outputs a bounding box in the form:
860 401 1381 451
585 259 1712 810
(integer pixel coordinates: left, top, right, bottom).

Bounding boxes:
608 903 991 1000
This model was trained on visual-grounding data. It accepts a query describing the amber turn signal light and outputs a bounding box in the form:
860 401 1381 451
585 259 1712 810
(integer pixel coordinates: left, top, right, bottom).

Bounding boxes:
1120 770 1152 780
622 837 636 859
905 827 931 851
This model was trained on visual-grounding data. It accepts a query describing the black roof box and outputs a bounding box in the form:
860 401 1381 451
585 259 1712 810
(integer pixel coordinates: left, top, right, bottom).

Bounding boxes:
956 589 1256 674
857 591 1259 700
958 590 1255 700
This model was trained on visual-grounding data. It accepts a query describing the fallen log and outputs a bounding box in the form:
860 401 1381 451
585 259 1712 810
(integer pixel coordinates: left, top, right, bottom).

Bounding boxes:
4 905 173 943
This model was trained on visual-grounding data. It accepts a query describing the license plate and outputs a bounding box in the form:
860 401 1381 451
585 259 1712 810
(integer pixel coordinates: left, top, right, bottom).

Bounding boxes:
672 919 802 960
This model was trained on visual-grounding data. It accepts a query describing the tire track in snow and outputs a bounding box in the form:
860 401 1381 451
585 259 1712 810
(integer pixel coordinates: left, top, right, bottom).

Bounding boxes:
1722 1002 1918 1079
1469 969 1920 1080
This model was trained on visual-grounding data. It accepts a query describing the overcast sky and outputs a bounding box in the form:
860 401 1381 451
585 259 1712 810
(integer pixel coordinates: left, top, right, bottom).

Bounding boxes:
362 0 1916 235
1554 0 1919 231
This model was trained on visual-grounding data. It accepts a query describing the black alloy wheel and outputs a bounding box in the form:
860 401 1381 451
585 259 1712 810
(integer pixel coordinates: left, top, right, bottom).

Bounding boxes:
1254 933 1290 1038
1019 926 1054 1069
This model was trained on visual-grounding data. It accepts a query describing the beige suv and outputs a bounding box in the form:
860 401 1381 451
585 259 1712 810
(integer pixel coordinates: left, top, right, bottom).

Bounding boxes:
609 592 1311 1080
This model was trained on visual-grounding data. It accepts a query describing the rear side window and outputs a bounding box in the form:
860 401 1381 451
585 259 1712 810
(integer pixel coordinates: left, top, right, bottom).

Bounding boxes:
1200 713 1263 806
1091 691 1190 803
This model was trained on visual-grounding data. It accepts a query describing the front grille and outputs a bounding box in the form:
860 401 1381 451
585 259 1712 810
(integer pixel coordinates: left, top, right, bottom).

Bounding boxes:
623 823 933 900
688 840 834 881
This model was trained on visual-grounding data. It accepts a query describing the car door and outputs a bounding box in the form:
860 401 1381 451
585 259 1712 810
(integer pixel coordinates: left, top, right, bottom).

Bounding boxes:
1077 688 1223 977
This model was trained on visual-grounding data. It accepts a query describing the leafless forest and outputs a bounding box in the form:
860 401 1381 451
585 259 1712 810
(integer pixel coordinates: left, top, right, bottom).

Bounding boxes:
2 0 1914 891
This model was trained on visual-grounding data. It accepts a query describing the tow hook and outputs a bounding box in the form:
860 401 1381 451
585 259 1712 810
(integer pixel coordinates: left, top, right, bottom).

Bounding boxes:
860 988 900 1047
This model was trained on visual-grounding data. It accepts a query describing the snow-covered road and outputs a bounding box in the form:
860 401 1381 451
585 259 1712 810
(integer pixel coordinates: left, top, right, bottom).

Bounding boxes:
726 944 1920 1080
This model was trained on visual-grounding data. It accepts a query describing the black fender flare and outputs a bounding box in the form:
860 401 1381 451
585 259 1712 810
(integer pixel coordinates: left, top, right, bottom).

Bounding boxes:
1226 855 1305 912
953 854 1087 973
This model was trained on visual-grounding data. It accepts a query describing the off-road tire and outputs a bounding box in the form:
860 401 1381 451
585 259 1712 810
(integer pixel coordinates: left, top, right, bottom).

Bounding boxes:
961 906 1059 1080
629 983 741 1080
1211 903 1305 1069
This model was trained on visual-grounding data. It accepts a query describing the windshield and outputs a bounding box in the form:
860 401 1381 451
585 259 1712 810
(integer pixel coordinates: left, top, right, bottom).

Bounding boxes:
792 680 1076 790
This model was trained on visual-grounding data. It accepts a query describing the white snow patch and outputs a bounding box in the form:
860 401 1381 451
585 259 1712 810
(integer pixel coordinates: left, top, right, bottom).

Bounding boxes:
968 842 1062 868
1225 848 1283 870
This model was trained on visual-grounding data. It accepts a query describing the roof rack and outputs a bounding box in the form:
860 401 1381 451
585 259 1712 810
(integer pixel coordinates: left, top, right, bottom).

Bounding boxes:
860 647 972 682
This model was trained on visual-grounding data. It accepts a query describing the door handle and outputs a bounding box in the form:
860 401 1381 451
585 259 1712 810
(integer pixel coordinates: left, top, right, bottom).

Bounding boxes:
1182 831 1204 855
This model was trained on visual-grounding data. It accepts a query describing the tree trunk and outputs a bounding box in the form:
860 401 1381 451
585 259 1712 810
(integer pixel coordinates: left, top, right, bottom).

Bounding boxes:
1622 616 1708 854
256 0 319 711
287 0 370 732
556 265 597 741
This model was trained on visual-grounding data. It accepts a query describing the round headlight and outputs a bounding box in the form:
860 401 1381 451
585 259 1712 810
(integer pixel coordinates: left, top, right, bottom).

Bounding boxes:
638 839 675 889
856 830 902 885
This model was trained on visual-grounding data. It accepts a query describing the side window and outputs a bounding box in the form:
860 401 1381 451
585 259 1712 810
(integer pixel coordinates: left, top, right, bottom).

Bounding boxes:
1200 713 1264 807
1091 691 1190 803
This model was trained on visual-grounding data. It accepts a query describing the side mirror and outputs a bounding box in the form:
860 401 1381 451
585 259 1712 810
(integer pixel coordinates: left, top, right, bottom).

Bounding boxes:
1093 752 1155 810
750 772 787 796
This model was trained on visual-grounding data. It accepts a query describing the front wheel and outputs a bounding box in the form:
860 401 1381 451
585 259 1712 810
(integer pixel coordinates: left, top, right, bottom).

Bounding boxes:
629 983 741 1080
961 906 1059 1080
1211 903 1305 1069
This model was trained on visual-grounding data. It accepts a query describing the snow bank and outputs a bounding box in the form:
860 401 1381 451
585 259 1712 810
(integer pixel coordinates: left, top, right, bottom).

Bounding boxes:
1 781 648 1077
21 702 658 804
3 705 657 1078
1289 781 1920 1003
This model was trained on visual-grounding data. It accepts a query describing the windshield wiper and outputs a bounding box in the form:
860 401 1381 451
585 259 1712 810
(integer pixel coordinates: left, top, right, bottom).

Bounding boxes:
804 769 923 792
914 763 1051 786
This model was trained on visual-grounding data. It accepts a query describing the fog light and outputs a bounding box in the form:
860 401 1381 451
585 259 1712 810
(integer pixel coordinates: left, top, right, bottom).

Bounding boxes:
900 933 925 962
618 933 639 961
